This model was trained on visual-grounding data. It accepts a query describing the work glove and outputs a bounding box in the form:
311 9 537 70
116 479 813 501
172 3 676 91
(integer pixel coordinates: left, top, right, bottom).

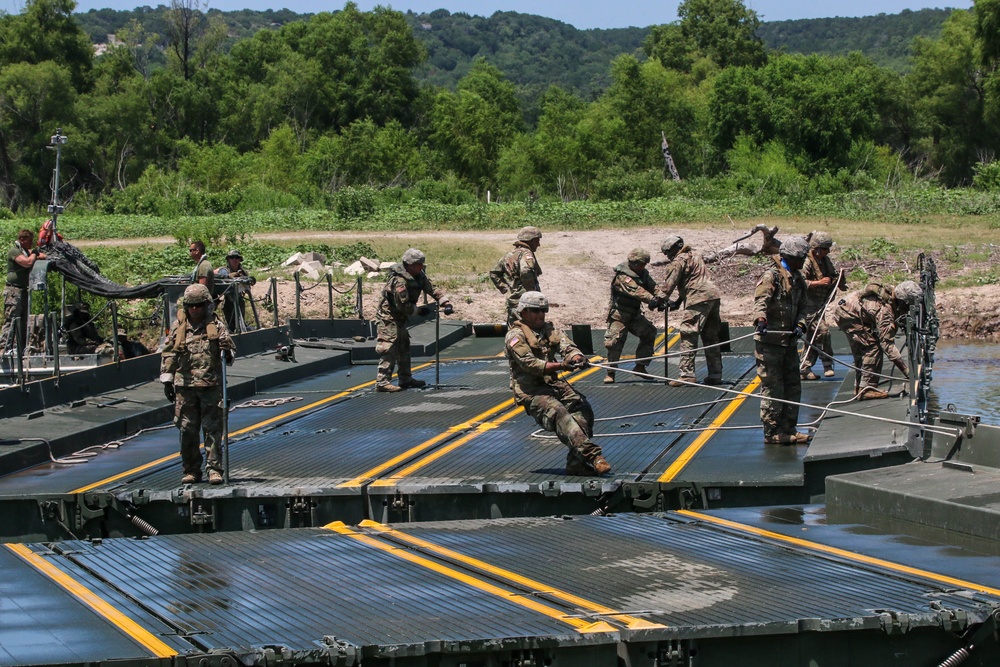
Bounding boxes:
793 325 805 339
649 297 665 312
667 299 681 312
755 319 767 335
565 357 588 370
163 383 176 403
441 302 454 316
225 350 235 366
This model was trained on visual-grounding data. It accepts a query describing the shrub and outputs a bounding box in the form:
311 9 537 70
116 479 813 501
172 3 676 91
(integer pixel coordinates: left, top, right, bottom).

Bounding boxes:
972 161 1000 191
590 165 668 202
332 186 379 219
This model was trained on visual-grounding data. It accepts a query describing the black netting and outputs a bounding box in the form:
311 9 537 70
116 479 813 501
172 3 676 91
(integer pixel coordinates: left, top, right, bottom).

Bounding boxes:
44 241 173 299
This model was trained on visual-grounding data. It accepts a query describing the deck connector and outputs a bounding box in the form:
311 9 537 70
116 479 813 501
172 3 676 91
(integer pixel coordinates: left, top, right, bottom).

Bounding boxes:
322 636 359 665
190 500 216 529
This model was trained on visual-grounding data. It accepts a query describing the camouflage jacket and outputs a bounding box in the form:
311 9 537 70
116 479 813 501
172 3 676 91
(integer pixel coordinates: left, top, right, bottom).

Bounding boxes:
607 263 657 322
657 247 720 307
489 243 541 303
753 257 807 345
160 311 235 388
377 263 445 323
802 251 843 311
505 320 582 404
833 284 903 363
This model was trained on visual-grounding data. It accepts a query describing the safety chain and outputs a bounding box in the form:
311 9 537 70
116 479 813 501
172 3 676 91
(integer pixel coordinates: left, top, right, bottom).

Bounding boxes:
232 396 304 410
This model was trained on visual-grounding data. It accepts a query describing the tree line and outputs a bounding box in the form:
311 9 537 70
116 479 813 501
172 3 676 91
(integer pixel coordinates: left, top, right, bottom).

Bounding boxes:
0 0 996 218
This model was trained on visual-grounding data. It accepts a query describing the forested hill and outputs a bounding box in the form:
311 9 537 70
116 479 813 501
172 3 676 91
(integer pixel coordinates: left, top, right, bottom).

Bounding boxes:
76 5 954 96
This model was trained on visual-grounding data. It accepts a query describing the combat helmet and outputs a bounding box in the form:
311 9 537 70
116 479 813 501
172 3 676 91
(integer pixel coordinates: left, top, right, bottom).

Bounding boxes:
779 236 810 260
517 291 549 313
183 284 212 305
517 226 542 242
402 248 426 265
226 249 243 260
810 231 834 249
661 235 684 256
894 280 923 302
628 248 651 264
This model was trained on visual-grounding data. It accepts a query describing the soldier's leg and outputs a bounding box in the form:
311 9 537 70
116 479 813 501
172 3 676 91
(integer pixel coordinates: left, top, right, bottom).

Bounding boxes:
199 386 225 475
396 327 414 383
563 390 595 438
0 287 26 352
676 309 700 380
779 346 802 435
755 342 783 440
860 341 883 389
528 395 603 465
175 387 204 479
629 316 657 371
603 320 627 381
820 327 835 374
506 306 519 329
375 321 399 387
700 300 723 381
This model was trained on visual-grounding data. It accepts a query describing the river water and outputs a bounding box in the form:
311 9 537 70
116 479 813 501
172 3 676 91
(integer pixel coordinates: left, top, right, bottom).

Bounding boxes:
928 340 1000 425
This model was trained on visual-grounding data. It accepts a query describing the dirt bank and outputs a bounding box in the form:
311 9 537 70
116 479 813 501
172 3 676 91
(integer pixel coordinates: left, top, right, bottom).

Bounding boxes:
244 227 999 340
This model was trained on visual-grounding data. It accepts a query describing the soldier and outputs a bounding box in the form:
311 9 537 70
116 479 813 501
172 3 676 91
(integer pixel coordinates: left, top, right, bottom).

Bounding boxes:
215 249 255 331
603 248 662 384
832 280 920 400
490 226 542 327
799 232 846 380
188 240 215 295
160 283 235 485
752 236 810 445
505 291 610 476
63 303 113 356
375 248 453 392
657 236 723 387
2 229 46 354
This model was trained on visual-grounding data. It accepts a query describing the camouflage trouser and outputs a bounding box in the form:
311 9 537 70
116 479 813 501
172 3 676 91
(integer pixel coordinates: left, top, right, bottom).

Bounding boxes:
799 308 834 373
840 325 881 390
0 286 27 353
505 293 523 328
523 391 601 467
754 341 801 438
174 385 224 476
376 319 412 386
604 313 656 367
676 299 723 381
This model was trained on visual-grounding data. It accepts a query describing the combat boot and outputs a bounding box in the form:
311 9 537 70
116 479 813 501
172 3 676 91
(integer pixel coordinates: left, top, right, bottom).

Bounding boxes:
376 384 402 393
603 372 615 384
859 387 889 400
702 376 724 385
590 455 611 475
400 379 427 389
800 370 820 381
668 377 695 387
823 368 836 377
632 363 647 377
208 470 223 485
565 456 592 476
181 472 201 484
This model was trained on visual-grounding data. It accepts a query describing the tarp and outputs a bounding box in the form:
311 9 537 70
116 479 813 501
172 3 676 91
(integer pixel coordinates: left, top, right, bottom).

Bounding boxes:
43 241 175 299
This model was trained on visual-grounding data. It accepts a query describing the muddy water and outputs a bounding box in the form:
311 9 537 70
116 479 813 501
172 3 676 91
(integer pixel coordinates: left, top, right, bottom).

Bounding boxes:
928 340 1000 425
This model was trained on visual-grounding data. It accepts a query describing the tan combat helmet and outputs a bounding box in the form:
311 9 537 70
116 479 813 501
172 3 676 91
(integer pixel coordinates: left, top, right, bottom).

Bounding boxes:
517 291 549 312
894 280 923 302
628 248 651 264
810 231 834 249
517 226 542 242
661 235 683 256
183 284 212 305
402 248 426 265
779 236 810 260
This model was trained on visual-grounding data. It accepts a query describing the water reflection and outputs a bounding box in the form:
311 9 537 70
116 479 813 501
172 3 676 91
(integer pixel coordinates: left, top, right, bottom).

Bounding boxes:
928 340 1000 425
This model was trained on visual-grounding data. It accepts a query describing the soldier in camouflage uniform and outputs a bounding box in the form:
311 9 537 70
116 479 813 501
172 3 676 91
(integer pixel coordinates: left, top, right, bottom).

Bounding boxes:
2 230 45 354
490 226 542 327
753 237 810 445
799 232 846 380
603 248 662 384
375 248 452 392
833 280 920 400
506 291 611 476
160 284 235 485
657 236 723 387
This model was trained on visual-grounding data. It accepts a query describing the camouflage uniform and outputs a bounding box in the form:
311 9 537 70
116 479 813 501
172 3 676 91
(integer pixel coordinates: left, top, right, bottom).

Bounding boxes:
753 256 808 440
490 242 541 327
376 263 445 388
505 320 602 470
604 262 658 374
833 284 903 391
1 242 31 353
799 249 841 376
657 247 723 382
64 305 113 356
160 307 235 480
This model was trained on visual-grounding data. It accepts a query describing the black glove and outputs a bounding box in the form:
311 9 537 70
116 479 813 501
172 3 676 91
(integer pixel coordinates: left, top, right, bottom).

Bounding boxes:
249 276 257 286
225 350 235 366
416 305 430 316
755 320 767 335
566 357 588 370
163 383 176 403
650 298 665 311
442 302 454 315
793 325 805 339
667 299 681 312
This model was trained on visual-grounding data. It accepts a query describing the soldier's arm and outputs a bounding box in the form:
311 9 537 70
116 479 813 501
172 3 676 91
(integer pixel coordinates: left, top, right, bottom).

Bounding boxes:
391 277 415 317
217 317 236 351
488 263 508 293
875 304 904 363
556 333 586 367
506 334 549 376
752 271 776 323
160 324 179 381
518 254 540 292
656 263 680 301
421 274 448 304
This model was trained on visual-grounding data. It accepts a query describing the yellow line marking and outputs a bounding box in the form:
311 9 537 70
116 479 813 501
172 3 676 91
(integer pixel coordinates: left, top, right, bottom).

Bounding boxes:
678 510 1000 598
369 333 678 485
70 364 432 494
359 520 666 630
5 543 178 657
323 522 617 633
658 376 762 483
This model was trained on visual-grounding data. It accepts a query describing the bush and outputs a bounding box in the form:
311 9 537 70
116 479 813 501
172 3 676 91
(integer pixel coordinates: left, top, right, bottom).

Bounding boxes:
973 161 1000 191
332 186 379 219
590 165 669 202
411 177 476 205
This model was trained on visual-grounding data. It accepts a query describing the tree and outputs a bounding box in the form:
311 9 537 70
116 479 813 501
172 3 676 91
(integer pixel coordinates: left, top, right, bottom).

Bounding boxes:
163 0 226 81
0 0 93 90
645 0 766 72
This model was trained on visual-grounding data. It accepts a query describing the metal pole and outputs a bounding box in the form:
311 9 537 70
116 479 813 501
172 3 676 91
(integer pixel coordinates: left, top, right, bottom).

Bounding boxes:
110 300 121 363
221 348 230 485
435 304 441 387
356 276 363 319
294 272 301 320
48 129 67 238
50 312 60 382
664 307 669 381
14 317 24 388
246 280 261 330
60 275 65 331
327 273 334 320
270 277 279 328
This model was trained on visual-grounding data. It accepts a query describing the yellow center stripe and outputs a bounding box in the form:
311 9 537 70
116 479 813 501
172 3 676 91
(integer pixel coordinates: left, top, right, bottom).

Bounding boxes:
5 543 178 657
323 522 617 634
658 376 761 483
70 364 433 494
358 520 666 630
678 510 1000 598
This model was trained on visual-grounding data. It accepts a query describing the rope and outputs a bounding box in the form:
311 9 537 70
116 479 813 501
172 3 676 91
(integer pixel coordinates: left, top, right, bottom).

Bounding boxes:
604 330 758 366
231 396 304 410
62 300 112 334
801 340 906 383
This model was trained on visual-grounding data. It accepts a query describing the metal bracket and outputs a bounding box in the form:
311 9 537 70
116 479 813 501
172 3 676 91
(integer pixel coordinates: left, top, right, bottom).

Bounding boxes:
190 499 216 529
322 636 359 666
878 610 911 635
939 411 981 439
